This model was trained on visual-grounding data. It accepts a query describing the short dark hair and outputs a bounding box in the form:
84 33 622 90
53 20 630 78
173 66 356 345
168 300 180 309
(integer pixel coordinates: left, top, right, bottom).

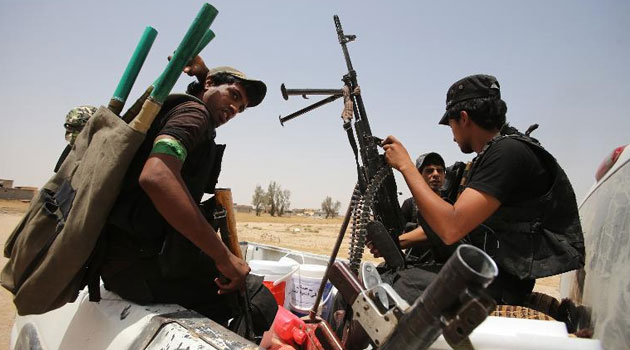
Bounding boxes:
446 97 507 131
186 72 252 97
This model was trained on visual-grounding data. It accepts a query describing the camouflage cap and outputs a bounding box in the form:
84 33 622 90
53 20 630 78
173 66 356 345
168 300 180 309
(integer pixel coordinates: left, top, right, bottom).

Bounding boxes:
207 66 267 107
64 105 97 144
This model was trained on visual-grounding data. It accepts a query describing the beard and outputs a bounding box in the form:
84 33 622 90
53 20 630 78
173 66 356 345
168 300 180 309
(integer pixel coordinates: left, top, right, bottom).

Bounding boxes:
458 142 474 154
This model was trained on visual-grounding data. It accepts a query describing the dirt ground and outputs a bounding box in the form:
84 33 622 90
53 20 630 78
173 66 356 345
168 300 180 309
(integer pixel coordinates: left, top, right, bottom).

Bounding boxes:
0 200 28 350
0 200 560 349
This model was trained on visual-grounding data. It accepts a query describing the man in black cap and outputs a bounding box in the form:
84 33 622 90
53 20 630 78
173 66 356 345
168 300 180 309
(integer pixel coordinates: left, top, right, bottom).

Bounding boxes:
382 74 585 305
100 55 275 331
398 152 446 259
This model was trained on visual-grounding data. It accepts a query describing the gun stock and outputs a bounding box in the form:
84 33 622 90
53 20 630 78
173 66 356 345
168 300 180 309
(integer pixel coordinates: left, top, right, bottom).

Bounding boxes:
214 188 242 258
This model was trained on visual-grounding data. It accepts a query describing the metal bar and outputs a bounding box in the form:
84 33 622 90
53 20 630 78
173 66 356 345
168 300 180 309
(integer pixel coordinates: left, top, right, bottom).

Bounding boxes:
281 84 343 100
279 94 342 126
309 186 357 320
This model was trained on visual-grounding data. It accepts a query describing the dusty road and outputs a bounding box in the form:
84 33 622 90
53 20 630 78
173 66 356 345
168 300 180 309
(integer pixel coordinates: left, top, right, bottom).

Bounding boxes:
0 202 560 349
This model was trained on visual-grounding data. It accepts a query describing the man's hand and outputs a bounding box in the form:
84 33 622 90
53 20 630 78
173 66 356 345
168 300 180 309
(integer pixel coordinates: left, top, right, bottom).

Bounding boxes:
367 241 382 259
383 135 414 172
214 252 251 294
168 54 209 83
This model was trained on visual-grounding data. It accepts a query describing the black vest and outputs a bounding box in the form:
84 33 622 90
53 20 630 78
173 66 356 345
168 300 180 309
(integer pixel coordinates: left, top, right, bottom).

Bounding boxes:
105 94 224 256
465 134 585 279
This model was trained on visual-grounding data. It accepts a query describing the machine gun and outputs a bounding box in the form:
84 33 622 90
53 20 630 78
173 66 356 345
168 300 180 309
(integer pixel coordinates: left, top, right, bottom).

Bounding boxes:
279 15 405 274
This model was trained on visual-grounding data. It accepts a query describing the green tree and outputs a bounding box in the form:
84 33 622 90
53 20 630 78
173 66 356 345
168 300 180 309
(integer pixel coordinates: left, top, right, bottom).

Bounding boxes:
266 181 291 217
266 181 279 216
321 196 341 218
251 184 267 216
278 189 291 216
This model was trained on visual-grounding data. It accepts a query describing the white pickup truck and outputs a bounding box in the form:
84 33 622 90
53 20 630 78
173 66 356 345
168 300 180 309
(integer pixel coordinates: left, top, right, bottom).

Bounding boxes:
11 144 629 350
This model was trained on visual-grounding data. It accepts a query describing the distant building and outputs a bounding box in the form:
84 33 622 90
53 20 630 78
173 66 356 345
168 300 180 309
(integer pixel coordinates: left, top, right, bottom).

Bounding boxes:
234 204 253 213
0 179 36 201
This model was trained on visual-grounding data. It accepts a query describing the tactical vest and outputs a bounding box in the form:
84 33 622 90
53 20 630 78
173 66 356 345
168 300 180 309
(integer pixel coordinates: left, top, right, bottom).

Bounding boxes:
105 94 224 258
464 134 585 280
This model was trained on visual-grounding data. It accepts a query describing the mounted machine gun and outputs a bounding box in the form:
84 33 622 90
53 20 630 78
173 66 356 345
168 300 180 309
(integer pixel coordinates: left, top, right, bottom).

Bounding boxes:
279 15 405 277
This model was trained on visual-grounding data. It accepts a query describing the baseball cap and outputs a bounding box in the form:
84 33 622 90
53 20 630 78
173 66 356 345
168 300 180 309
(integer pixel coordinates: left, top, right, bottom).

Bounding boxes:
438 74 501 125
415 152 445 171
207 66 267 107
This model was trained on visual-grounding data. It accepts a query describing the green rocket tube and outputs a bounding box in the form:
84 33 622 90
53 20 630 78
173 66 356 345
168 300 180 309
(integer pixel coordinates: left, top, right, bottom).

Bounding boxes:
148 28 214 90
192 29 216 58
129 3 218 133
151 3 218 104
108 26 158 115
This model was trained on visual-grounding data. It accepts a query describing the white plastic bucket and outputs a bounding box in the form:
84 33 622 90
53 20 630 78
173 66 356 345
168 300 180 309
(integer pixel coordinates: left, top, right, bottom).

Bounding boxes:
289 264 334 319
249 259 298 307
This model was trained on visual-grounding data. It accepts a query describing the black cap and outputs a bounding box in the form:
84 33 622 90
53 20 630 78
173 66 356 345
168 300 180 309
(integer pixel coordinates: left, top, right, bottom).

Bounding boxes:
415 152 445 171
439 74 501 125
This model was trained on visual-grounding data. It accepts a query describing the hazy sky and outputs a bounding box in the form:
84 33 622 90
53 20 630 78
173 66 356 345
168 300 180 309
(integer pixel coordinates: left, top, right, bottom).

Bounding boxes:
1 1 628 209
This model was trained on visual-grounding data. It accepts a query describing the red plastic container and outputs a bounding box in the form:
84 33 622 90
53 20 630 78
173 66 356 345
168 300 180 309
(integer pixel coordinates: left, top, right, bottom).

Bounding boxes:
264 280 286 306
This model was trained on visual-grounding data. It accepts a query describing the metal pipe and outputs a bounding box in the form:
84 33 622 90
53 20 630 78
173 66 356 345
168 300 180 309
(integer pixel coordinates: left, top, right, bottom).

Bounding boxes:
381 245 498 350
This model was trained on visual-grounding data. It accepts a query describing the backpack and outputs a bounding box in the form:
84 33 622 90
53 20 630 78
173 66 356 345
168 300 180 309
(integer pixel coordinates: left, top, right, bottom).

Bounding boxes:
0 94 201 315
0 105 145 315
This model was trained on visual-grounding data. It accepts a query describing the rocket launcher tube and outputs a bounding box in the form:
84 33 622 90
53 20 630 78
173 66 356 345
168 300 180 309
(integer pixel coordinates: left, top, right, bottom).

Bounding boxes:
124 27 215 124
109 26 158 115
130 3 218 133
150 28 215 88
192 29 216 59
150 3 218 104
123 28 214 122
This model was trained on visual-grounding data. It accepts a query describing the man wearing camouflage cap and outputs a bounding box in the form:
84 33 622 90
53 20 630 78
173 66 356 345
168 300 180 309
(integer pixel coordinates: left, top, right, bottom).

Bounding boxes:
64 106 97 145
100 55 274 328
383 74 585 305
53 106 98 172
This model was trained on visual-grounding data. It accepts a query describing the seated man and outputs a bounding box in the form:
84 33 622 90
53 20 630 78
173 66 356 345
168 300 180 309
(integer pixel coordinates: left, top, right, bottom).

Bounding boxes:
99 56 276 332
383 74 585 305
398 152 446 261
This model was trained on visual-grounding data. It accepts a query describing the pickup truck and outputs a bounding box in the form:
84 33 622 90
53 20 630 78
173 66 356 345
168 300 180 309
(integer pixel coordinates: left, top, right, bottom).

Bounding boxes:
12 143 628 350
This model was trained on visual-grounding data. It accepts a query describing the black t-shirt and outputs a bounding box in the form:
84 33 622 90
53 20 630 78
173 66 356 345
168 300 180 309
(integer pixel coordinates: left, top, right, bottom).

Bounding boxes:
465 137 552 304
467 137 550 205
159 100 214 153
401 197 418 226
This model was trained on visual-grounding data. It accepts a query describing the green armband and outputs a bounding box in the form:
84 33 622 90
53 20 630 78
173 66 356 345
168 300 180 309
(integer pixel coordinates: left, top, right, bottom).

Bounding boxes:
151 138 188 162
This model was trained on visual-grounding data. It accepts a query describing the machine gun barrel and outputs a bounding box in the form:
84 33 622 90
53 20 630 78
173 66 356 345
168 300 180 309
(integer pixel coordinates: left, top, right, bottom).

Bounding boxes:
280 84 342 100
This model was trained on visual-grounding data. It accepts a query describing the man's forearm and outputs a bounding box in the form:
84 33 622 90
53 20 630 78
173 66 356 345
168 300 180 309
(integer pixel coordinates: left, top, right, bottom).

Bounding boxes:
398 226 429 249
401 166 461 245
140 155 229 261
401 166 501 245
